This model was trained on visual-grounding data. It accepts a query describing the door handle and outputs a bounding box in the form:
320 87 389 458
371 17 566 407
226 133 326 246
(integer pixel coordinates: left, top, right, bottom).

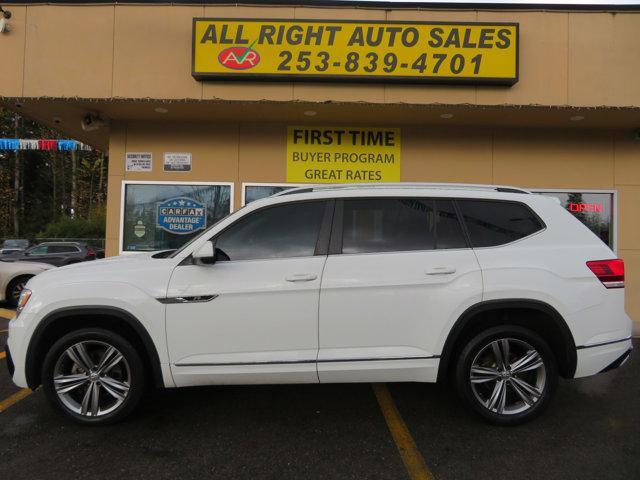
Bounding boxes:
425 266 456 275
285 274 318 282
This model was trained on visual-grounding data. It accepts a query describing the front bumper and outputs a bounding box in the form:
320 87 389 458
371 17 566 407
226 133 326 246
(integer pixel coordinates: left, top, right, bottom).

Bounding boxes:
6 314 30 388
574 338 633 378
4 344 14 378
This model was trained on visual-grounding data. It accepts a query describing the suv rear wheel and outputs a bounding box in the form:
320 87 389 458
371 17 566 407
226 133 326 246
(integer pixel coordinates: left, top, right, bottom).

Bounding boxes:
42 328 145 425
455 325 558 425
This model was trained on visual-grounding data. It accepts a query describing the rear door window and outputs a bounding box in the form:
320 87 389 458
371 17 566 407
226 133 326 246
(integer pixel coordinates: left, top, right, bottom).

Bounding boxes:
457 199 544 247
339 198 468 254
341 198 435 254
436 200 467 249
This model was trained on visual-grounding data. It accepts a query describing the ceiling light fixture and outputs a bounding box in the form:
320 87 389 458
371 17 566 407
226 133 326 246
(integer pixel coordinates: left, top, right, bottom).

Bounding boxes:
154 107 169 114
570 115 585 122
440 113 454 119
303 110 317 117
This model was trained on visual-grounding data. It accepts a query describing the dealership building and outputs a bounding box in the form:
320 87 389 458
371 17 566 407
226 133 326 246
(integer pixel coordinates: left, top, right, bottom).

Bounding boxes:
0 0 639 332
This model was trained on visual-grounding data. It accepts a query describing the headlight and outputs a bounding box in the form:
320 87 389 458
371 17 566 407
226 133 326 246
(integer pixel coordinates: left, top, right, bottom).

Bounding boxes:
16 288 32 315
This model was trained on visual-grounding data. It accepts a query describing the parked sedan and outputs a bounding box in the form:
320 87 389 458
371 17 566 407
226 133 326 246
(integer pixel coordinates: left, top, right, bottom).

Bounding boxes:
0 260 53 307
3 242 96 267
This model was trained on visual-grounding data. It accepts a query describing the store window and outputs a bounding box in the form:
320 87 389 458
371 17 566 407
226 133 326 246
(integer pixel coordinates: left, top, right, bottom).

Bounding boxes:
533 191 615 249
122 182 232 252
243 183 302 205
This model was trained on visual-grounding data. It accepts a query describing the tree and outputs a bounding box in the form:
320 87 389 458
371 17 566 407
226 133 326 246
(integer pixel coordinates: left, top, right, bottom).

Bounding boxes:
0 107 109 240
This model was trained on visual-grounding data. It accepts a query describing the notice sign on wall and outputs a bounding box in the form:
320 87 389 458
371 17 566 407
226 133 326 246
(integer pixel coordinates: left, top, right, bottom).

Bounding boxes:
164 152 192 172
286 126 401 183
193 19 518 85
125 152 152 172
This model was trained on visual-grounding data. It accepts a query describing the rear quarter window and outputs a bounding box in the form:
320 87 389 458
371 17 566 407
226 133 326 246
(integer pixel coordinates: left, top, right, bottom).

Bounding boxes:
457 199 544 247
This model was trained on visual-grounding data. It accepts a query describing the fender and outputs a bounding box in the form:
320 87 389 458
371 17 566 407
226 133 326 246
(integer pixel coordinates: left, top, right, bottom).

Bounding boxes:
25 306 164 390
437 299 577 382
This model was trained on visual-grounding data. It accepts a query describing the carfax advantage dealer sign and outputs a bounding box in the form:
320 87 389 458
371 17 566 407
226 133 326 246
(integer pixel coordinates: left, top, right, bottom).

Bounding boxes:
192 19 518 84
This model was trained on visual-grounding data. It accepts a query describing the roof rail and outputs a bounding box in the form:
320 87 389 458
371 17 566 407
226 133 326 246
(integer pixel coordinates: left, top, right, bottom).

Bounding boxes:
273 183 531 196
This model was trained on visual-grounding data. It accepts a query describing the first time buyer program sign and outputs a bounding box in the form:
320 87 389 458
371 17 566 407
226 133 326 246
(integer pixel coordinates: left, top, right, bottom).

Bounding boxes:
286 127 401 183
193 19 518 84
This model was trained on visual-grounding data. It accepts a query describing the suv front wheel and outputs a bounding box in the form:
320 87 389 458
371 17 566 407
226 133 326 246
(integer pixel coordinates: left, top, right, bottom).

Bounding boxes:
455 325 558 425
42 328 145 425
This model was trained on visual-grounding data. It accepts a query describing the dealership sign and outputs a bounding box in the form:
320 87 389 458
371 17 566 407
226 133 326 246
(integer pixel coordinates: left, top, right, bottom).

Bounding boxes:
286 126 401 183
193 18 518 84
156 197 207 235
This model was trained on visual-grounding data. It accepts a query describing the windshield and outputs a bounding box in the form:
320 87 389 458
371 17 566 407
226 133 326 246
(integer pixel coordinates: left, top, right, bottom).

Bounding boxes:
3 239 28 248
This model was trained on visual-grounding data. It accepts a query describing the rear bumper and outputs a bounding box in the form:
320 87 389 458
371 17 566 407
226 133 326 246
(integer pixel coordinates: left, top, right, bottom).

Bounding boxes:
574 337 633 378
599 348 632 373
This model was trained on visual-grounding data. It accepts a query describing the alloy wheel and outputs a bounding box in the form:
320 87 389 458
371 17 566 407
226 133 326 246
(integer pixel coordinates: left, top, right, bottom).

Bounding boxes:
469 338 546 416
53 340 131 417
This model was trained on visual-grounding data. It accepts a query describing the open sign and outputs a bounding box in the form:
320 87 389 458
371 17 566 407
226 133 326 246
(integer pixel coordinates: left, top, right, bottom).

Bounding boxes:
569 203 604 213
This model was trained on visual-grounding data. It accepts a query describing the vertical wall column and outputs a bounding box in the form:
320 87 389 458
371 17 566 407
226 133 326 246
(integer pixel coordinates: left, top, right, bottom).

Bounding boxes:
105 123 127 257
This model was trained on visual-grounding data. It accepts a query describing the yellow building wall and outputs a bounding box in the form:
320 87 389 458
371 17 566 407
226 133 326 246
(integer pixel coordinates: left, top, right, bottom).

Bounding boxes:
105 122 640 330
1 5 639 107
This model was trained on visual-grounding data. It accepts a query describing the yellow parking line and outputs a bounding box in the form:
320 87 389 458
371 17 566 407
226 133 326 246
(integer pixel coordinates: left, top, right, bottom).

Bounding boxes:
0 308 16 320
373 384 434 480
0 351 5 360
0 389 32 413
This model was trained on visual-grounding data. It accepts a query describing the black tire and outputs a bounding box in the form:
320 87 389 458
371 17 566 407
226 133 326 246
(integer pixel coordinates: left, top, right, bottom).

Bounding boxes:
5 275 32 308
455 325 558 426
42 328 145 425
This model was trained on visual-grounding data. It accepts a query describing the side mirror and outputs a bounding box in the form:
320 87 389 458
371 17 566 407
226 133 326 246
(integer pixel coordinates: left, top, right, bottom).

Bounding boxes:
192 241 215 262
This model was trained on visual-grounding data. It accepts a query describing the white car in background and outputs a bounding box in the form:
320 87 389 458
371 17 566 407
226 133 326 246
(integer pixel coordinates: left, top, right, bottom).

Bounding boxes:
0 260 53 307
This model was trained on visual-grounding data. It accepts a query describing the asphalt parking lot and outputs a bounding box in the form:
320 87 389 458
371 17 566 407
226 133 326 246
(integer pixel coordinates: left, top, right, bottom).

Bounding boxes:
0 308 638 480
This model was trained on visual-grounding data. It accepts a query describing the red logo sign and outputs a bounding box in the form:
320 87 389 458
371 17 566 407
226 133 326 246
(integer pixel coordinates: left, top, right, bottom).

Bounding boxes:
218 46 260 70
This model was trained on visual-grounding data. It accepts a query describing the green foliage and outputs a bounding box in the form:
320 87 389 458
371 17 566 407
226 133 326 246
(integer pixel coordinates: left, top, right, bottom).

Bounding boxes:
38 206 106 239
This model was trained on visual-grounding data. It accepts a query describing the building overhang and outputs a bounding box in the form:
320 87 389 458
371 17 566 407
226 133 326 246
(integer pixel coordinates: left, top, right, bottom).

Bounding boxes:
2 97 639 152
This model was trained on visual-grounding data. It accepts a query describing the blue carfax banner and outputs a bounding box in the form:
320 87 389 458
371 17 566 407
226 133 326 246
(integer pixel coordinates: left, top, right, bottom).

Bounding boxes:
156 197 207 235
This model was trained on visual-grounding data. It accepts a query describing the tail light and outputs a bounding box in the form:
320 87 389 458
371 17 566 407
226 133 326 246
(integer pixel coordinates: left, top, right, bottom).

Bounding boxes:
586 259 624 288
87 247 96 258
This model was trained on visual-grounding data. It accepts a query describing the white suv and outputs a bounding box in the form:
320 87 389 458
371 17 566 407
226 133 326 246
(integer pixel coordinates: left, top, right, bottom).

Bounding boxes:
6 184 633 425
